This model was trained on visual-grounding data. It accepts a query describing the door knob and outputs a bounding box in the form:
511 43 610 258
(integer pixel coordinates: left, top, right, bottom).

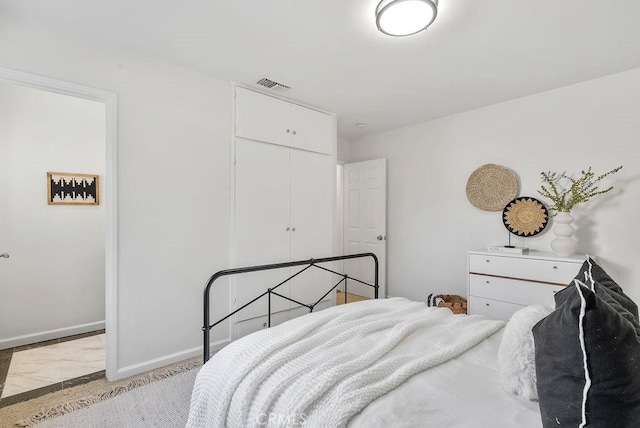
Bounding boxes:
377 235 384 241
0 253 9 258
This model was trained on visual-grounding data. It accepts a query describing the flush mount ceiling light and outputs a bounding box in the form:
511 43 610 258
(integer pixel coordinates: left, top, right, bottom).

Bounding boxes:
375 0 438 37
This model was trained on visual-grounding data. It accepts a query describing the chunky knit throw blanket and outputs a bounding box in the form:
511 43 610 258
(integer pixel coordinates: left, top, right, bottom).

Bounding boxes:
186 298 504 428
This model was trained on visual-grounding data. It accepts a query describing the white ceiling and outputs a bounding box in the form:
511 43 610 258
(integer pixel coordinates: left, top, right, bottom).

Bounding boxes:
2 0 640 141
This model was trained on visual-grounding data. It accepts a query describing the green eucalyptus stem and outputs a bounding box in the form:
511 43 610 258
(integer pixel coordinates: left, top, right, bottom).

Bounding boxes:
538 166 622 212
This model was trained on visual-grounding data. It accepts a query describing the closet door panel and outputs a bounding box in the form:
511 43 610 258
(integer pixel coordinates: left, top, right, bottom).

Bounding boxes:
235 87 291 147
234 139 291 321
289 150 334 307
290 104 333 154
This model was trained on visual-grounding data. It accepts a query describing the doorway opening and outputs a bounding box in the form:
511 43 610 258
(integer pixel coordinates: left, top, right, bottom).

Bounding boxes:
0 67 118 400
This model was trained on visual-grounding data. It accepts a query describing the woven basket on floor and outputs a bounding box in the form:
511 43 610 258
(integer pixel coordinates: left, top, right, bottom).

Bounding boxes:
427 294 468 315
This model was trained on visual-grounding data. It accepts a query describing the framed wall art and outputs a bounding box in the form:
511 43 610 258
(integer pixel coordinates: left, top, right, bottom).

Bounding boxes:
47 172 100 205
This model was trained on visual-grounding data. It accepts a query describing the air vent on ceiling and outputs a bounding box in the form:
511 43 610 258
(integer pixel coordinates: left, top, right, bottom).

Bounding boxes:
255 77 291 93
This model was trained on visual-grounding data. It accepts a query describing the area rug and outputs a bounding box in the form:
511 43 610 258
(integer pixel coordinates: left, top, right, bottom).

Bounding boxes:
34 368 198 428
0 357 201 428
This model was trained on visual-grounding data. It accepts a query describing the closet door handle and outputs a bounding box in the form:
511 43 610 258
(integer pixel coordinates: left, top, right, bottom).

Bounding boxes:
286 227 290 231
0 253 9 258
292 131 297 135
286 129 291 133
291 227 296 231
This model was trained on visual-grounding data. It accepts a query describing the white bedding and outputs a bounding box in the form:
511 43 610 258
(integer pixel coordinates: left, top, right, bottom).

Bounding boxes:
350 328 542 427
187 297 538 428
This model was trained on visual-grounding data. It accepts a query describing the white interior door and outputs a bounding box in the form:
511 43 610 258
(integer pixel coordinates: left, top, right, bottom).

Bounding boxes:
343 159 387 298
234 138 291 321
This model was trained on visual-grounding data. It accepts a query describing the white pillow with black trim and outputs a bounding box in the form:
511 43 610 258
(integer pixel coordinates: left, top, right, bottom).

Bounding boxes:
497 305 553 401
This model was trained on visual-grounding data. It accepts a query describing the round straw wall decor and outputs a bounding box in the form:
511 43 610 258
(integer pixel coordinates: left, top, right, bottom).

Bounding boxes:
503 197 549 237
466 164 518 211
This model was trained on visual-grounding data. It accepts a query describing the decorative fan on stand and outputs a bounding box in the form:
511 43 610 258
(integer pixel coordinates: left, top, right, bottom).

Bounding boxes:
502 197 549 243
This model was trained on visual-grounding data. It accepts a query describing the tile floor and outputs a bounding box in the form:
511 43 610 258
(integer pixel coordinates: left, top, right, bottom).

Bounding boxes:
0 331 105 408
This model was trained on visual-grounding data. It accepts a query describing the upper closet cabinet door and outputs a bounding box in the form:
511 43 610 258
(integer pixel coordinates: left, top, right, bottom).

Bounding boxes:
290 103 333 155
235 87 291 147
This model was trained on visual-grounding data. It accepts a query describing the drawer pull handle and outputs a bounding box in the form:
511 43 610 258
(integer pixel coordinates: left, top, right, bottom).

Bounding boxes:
485 260 490 263
485 281 490 284
553 266 558 269
485 303 490 306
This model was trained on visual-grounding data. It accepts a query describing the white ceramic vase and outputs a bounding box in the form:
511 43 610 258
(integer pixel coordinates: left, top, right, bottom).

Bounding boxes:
550 212 578 257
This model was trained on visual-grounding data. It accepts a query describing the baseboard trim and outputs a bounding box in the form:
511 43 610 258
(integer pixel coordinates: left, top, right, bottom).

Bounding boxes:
0 321 106 350
112 337 231 381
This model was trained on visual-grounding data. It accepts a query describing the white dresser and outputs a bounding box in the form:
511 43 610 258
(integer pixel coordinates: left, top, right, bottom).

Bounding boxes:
467 250 586 320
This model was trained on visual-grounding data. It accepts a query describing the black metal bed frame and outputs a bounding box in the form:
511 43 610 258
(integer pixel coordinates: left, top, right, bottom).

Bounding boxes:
203 253 379 362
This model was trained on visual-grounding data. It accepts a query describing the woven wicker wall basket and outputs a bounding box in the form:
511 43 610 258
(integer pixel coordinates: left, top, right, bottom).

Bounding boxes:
466 164 518 212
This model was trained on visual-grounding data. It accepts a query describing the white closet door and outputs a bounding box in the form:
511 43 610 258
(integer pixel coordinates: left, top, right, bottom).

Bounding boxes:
290 104 333 155
235 87 291 147
289 150 334 308
234 139 291 321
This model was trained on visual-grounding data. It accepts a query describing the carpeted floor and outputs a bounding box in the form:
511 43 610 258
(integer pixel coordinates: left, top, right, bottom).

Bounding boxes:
0 357 201 428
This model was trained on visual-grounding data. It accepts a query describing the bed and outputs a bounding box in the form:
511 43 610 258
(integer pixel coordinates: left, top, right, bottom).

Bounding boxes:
187 254 640 427
187 297 541 427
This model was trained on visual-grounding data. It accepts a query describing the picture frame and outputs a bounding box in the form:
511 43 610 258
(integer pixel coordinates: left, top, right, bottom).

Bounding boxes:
47 172 100 205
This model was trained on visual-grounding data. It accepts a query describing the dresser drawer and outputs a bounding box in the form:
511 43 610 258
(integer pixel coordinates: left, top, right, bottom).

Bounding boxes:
469 273 561 307
469 296 524 321
469 254 581 284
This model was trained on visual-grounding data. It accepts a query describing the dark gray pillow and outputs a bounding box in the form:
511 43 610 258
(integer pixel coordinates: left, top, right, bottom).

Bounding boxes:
533 278 640 427
570 257 638 320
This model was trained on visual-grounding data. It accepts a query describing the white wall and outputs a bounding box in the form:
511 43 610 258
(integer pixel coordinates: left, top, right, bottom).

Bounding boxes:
0 82 105 347
350 68 640 304
335 138 349 274
0 20 232 377
337 137 350 163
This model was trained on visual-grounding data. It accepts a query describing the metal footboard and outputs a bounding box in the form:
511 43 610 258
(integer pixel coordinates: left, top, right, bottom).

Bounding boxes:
203 253 379 362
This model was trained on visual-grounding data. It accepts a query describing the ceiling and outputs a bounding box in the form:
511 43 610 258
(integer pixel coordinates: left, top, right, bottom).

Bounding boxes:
2 0 640 141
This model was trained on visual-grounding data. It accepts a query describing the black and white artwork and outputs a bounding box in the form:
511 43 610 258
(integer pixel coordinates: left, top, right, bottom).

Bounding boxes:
47 172 99 205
